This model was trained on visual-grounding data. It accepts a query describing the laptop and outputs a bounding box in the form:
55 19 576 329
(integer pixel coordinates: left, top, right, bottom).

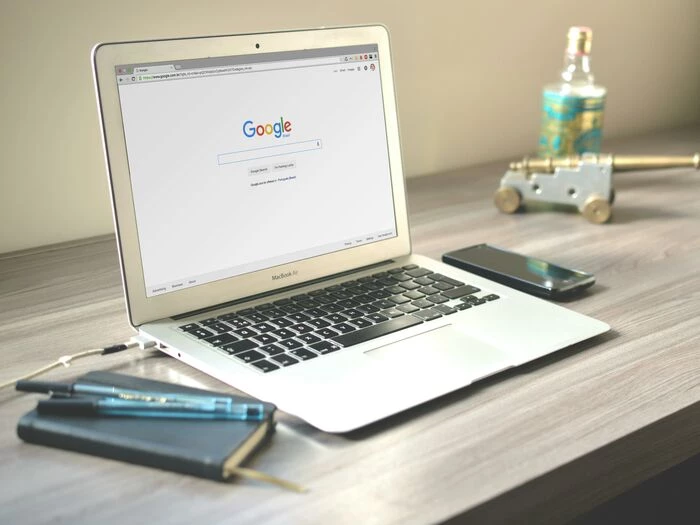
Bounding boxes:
92 25 609 432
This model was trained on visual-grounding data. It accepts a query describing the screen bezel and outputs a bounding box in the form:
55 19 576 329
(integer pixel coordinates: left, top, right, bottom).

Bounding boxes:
92 25 411 327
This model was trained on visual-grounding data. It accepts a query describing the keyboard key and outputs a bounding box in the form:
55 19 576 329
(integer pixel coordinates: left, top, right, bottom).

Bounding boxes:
259 343 286 356
388 295 411 305
386 285 405 295
271 353 300 366
270 317 294 328
222 339 258 354
357 304 381 314
403 290 425 300
325 313 348 324
297 333 322 345
272 328 297 339
309 341 342 354
252 322 276 333
234 350 266 363
381 308 405 318
441 285 481 299
369 289 392 299
342 308 365 319
242 312 269 324
280 304 304 314
411 298 434 309
207 322 233 334
413 276 436 286
401 264 419 270
332 322 356 334
372 300 395 310
367 313 389 323
233 327 258 338
337 299 360 309
455 302 473 311
289 348 318 361
412 309 442 321
431 281 455 291
287 312 311 323
273 298 293 306
291 294 310 301
397 303 420 314
332 315 423 347
203 332 239 347
264 308 287 318
348 317 373 329
427 294 449 304
199 318 219 326
254 303 275 311
251 360 280 373
296 300 320 309
417 286 440 296
290 323 314 334
399 281 421 291
278 338 304 350
388 267 405 274
304 307 327 318
316 327 340 339
484 294 500 301
189 327 215 339
179 323 201 332
251 333 278 345
307 318 331 329
405 268 432 278
434 304 457 315
226 317 251 329
431 274 465 287
320 303 344 313
390 273 412 282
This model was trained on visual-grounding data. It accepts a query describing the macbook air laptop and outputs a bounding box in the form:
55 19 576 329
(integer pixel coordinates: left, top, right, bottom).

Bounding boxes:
92 25 609 432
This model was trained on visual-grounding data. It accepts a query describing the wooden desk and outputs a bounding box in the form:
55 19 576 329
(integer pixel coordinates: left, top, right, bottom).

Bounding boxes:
1 127 699 524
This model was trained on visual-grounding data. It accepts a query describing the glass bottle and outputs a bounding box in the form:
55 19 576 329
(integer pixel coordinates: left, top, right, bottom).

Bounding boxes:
538 26 606 156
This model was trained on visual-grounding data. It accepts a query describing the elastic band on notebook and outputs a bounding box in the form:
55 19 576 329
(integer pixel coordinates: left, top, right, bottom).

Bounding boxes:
225 466 307 493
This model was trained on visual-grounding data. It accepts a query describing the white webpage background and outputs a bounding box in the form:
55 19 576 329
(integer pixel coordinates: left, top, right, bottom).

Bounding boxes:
118 59 395 295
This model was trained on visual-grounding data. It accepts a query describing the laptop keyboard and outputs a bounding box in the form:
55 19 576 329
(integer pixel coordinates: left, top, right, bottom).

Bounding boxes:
177 264 499 373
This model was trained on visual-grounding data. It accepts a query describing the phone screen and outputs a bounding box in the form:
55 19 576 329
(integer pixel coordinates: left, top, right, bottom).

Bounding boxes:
443 244 594 295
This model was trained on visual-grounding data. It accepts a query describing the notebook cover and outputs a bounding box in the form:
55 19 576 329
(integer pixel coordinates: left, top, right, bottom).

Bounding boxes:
16 371 276 481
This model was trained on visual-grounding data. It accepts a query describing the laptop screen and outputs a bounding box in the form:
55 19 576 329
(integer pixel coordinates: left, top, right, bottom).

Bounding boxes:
115 45 397 298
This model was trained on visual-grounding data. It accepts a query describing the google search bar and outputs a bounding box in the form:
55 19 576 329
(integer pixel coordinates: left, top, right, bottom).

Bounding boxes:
217 139 323 165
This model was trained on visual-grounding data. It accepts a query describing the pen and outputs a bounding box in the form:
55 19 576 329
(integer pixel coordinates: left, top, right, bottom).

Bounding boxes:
36 398 266 420
16 380 239 410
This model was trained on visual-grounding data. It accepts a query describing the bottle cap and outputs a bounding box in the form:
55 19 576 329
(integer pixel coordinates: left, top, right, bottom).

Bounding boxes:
566 26 592 55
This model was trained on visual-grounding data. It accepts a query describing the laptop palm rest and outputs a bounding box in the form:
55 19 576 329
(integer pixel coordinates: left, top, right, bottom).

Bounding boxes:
364 324 513 384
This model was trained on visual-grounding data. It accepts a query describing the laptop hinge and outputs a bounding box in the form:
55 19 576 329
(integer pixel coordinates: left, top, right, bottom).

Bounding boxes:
171 259 396 320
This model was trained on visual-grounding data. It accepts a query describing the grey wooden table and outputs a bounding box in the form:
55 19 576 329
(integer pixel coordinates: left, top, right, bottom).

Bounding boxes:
1 127 699 525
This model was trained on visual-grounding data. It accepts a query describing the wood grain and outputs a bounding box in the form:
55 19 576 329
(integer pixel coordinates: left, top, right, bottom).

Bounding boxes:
1 127 699 525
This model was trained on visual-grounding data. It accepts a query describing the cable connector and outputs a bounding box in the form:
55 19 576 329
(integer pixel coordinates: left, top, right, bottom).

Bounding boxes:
128 334 158 350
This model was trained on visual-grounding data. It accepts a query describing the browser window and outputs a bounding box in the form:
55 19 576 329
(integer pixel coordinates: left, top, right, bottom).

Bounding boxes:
116 45 397 297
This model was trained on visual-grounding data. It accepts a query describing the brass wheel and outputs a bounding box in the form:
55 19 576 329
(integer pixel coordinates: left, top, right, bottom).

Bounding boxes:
494 186 521 214
582 194 612 224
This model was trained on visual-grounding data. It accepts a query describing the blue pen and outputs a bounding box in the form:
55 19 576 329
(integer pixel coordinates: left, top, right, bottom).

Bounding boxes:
36 397 266 421
16 380 239 411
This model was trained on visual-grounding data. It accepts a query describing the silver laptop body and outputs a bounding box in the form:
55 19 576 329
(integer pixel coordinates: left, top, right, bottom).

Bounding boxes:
93 25 609 432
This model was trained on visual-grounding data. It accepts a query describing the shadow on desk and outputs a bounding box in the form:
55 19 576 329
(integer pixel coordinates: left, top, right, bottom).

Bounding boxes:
571 452 700 525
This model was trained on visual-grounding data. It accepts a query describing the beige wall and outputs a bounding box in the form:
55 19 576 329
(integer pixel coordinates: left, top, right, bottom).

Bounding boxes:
2 0 699 254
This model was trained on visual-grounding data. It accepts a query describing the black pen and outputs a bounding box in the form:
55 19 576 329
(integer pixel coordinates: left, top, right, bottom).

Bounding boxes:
36 398 266 420
16 380 239 410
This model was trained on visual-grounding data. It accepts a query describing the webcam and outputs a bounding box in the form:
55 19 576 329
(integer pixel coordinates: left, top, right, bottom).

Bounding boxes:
255 43 260 49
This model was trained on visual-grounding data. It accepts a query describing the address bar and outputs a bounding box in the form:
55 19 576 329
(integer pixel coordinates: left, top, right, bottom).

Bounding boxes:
137 56 343 82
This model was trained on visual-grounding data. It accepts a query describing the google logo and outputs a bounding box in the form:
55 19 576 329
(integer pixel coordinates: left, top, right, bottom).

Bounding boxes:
243 118 292 139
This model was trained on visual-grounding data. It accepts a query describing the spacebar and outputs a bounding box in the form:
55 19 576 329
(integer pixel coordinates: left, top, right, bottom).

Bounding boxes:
332 316 423 347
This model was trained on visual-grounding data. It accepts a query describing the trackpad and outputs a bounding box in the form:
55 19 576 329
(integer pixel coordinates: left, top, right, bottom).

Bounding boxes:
365 325 513 382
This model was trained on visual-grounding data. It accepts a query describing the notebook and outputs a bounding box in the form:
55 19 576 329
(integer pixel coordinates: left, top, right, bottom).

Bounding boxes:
92 25 610 432
17 372 276 482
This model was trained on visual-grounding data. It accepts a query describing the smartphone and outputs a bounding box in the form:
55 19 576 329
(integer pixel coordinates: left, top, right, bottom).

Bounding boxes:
442 243 595 299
